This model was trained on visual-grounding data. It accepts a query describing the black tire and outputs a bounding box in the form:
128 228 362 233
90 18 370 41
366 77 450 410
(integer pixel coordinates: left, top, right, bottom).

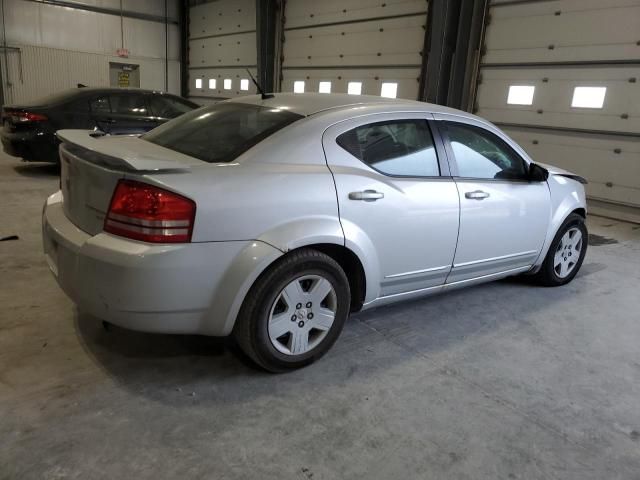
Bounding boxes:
233 248 351 372
533 213 588 286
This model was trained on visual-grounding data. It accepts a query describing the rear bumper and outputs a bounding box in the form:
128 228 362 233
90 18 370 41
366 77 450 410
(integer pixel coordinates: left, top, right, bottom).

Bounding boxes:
42 191 282 335
1 128 58 162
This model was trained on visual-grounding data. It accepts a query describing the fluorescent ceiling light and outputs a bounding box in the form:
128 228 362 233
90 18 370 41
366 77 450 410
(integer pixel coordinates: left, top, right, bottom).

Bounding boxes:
223 79 232 90
293 81 305 93
195 78 202 89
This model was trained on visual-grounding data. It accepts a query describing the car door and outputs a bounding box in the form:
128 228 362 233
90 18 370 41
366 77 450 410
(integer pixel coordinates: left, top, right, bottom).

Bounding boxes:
322 113 460 301
434 115 551 283
99 93 157 134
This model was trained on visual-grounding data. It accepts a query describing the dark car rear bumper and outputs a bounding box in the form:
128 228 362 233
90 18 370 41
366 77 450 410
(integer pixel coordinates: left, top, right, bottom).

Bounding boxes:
0 128 59 163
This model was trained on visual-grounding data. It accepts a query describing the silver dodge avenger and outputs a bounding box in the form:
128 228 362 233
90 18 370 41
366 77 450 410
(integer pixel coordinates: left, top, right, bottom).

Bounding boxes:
43 93 588 371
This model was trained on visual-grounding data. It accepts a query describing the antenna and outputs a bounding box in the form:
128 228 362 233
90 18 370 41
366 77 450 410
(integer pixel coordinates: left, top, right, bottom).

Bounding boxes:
246 69 274 100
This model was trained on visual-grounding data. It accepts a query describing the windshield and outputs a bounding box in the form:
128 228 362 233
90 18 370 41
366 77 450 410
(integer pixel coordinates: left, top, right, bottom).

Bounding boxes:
143 102 304 163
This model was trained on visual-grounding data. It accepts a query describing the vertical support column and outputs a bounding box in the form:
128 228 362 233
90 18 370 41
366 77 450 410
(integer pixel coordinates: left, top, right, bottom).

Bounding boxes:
419 0 488 111
179 0 189 98
256 0 279 93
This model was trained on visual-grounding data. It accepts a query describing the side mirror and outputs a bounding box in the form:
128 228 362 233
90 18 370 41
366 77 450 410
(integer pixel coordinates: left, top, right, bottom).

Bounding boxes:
528 163 549 182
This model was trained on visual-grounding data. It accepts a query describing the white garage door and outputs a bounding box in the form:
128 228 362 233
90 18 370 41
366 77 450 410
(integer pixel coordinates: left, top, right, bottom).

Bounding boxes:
475 0 640 222
280 0 428 100
187 0 258 102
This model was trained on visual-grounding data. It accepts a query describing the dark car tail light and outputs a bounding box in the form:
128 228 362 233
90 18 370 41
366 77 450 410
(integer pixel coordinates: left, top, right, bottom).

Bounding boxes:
4 110 48 122
104 180 196 243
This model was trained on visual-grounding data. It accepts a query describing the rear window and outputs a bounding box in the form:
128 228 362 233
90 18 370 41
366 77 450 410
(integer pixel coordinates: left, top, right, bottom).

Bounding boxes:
143 103 303 163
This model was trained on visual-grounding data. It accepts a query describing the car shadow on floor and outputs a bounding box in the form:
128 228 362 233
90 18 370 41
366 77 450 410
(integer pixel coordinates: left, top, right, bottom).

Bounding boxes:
13 162 60 177
72 264 598 405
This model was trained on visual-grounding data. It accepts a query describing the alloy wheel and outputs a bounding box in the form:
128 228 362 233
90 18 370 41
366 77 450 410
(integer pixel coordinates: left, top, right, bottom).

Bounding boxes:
554 227 583 278
267 275 337 355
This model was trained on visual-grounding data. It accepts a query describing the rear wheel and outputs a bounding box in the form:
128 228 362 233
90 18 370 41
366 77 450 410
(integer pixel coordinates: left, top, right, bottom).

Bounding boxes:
233 249 351 372
533 213 587 286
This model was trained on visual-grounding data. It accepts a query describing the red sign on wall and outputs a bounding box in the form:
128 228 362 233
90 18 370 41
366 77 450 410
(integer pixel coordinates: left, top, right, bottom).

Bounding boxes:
116 48 130 58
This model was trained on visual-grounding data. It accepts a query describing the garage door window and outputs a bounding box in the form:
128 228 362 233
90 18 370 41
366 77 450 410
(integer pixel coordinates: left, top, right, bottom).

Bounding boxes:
336 119 440 177
444 122 528 180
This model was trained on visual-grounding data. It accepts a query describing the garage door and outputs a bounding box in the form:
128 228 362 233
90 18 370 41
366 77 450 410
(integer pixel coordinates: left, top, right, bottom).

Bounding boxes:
475 0 640 223
279 0 428 100
187 0 258 102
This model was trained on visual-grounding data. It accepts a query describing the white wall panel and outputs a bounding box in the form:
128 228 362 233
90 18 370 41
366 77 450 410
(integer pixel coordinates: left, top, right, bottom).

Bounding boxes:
285 0 427 28
189 0 256 38
187 0 257 100
485 0 640 64
283 15 424 68
0 0 181 104
1 45 180 105
189 32 256 67
280 0 428 100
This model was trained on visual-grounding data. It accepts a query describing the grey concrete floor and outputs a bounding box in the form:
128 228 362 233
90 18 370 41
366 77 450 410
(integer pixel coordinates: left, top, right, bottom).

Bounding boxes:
1 152 640 480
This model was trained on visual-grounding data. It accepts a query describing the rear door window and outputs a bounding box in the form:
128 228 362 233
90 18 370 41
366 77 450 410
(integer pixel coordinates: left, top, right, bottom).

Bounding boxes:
148 95 195 118
109 94 148 115
90 96 110 113
143 103 303 163
336 119 440 177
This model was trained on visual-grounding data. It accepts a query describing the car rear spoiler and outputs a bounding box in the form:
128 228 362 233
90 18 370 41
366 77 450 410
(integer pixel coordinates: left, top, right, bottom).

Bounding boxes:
56 130 198 173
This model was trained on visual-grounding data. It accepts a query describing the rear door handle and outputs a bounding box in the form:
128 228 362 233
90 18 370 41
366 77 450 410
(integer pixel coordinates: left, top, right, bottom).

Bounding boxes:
349 190 384 202
465 190 490 200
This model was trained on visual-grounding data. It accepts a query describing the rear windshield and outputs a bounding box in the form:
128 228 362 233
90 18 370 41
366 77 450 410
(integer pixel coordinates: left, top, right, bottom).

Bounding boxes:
143 103 304 163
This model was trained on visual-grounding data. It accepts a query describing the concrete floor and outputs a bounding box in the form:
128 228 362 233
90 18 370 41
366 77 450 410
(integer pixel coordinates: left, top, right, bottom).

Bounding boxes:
1 152 640 480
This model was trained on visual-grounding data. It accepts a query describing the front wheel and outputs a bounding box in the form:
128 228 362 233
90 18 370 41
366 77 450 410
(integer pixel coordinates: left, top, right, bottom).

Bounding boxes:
233 249 351 372
533 213 588 286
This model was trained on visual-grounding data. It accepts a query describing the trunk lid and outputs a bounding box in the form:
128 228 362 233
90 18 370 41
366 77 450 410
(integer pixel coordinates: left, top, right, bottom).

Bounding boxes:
58 130 200 235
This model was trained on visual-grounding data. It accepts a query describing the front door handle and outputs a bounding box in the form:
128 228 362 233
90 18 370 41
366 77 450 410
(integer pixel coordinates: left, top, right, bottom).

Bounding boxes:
349 190 384 202
465 190 490 200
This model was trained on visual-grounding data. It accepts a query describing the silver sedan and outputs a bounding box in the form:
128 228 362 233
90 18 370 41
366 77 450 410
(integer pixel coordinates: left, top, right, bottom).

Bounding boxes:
42 93 588 371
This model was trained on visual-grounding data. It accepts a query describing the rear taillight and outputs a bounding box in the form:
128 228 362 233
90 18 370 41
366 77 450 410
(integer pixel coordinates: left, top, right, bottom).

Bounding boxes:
5 111 48 122
104 180 196 243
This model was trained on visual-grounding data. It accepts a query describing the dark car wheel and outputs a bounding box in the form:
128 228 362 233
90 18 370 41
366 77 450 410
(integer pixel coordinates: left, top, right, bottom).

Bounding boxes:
533 213 588 286
233 248 351 372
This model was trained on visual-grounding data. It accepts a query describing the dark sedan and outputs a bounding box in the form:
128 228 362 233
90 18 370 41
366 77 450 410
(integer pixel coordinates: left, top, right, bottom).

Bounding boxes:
1 87 198 163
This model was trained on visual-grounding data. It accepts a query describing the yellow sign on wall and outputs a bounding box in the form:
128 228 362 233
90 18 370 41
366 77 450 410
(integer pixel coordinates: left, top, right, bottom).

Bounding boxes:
118 71 130 88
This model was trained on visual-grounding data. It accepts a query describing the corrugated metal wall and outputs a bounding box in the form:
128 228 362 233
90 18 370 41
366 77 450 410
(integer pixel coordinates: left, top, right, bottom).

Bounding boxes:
280 0 429 99
187 0 258 101
475 0 640 222
0 0 181 105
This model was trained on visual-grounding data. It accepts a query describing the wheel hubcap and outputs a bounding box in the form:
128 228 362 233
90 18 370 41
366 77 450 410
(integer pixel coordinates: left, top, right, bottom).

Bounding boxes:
554 227 583 279
267 275 337 356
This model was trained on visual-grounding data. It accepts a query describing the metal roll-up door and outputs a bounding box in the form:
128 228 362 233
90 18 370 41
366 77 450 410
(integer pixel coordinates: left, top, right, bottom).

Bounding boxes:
475 0 640 223
280 0 429 100
188 0 258 102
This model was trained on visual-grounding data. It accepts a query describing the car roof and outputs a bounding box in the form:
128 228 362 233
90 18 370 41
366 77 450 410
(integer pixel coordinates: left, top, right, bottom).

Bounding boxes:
226 93 470 117
8 87 180 108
